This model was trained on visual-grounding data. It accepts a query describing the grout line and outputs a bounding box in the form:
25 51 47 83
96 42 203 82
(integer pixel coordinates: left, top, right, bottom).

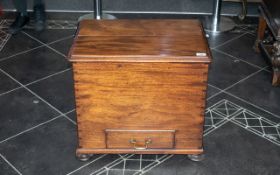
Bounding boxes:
0 86 23 98
218 66 268 91
0 33 73 64
207 67 268 101
237 25 257 35
47 34 74 45
209 99 280 146
89 155 133 175
0 68 77 125
203 100 243 136
0 45 45 63
25 68 71 86
213 48 270 72
238 25 249 30
229 120 280 146
139 154 142 171
211 32 249 49
0 109 75 144
22 31 66 57
0 29 11 52
0 116 61 144
206 87 223 101
0 68 71 99
208 84 280 120
203 119 230 136
123 155 127 175
245 31 257 36
141 155 173 174
40 42 67 57
0 153 22 175
66 154 108 175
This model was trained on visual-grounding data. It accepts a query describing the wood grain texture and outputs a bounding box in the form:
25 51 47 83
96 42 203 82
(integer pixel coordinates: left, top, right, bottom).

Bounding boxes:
70 36 210 62
73 63 208 151
78 19 205 37
77 148 203 155
69 20 211 63
70 20 211 155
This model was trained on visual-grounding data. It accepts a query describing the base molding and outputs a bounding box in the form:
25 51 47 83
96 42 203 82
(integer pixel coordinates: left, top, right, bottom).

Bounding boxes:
76 148 203 155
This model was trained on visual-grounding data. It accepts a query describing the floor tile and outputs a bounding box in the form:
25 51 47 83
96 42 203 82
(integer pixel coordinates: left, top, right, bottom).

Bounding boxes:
242 25 257 34
87 154 170 175
204 99 240 135
0 31 42 61
24 29 75 44
67 111 77 123
0 46 71 84
208 50 259 89
215 33 268 68
0 88 59 142
0 117 87 175
0 71 20 94
0 156 19 175
49 36 74 56
227 70 280 117
234 17 259 26
206 85 220 99
207 31 243 48
71 155 128 175
28 69 75 113
145 123 280 175
0 28 11 52
206 91 280 124
231 111 280 145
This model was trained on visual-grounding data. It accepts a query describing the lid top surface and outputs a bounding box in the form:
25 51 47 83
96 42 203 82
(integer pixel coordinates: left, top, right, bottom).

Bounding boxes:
70 19 211 63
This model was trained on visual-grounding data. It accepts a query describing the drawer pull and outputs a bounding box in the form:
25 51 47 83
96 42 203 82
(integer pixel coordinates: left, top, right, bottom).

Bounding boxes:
130 138 152 150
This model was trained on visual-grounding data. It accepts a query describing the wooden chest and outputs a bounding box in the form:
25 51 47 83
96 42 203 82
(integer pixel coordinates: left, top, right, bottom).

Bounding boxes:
68 20 211 159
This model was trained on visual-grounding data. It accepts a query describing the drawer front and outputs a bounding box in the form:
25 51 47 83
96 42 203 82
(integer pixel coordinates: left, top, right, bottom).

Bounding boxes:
105 130 175 150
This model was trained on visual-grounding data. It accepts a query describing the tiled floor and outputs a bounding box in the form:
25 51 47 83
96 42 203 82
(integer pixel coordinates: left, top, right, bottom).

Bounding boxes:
0 15 279 175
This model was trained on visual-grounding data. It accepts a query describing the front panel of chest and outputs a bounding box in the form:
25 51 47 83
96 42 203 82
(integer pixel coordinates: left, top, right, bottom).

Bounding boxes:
73 62 209 151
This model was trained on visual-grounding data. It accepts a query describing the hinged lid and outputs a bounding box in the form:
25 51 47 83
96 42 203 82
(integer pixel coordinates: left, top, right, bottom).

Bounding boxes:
69 19 211 63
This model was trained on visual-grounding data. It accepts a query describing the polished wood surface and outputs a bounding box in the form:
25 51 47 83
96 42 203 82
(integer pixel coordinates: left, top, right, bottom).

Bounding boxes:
73 62 208 151
69 20 211 155
69 20 211 63
77 148 203 155
70 36 210 62
78 19 205 37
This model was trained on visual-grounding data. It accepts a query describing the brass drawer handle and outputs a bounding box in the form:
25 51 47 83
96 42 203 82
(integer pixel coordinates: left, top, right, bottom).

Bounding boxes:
130 138 152 150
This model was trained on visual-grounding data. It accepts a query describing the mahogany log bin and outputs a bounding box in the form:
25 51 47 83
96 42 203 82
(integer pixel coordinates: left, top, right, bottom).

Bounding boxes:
68 20 212 162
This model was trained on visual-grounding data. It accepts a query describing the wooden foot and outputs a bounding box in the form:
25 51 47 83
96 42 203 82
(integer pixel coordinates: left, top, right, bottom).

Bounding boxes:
187 154 205 162
76 153 93 162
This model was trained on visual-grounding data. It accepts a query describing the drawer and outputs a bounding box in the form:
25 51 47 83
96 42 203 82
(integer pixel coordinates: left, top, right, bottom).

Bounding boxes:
105 130 175 150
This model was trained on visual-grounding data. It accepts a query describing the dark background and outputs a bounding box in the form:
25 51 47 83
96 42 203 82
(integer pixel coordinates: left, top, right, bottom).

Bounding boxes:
1 0 259 16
